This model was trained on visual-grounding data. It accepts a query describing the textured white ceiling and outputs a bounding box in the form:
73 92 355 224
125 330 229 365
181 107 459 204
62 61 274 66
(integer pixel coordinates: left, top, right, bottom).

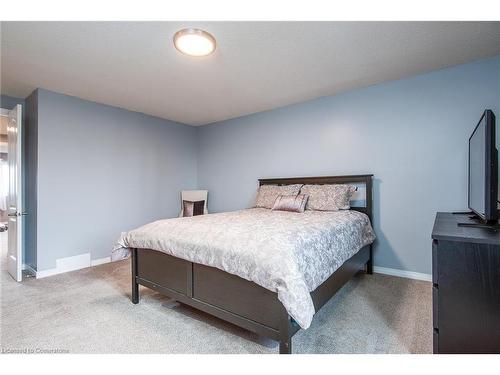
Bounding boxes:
1 21 500 125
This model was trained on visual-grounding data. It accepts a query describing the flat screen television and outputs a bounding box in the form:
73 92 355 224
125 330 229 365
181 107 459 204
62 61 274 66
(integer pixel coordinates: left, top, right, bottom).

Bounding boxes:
468 109 498 222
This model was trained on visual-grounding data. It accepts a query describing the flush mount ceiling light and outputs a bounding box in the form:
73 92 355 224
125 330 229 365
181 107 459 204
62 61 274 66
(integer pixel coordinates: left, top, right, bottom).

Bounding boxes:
173 28 216 57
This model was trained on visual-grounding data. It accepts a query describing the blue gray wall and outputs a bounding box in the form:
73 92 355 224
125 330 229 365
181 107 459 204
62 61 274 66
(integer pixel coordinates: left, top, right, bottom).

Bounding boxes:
34 89 197 271
0 95 25 112
197 55 500 275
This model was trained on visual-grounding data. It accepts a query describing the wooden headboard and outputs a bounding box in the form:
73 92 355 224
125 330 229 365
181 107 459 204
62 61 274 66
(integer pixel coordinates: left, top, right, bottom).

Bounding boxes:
258 174 373 222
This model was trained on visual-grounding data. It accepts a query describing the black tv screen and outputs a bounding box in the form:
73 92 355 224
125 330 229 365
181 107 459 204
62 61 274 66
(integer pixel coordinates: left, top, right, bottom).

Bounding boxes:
468 109 497 222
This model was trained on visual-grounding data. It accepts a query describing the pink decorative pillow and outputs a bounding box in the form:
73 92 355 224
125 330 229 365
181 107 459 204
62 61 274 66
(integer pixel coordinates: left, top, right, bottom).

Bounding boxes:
300 184 356 211
254 184 303 209
272 194 309 213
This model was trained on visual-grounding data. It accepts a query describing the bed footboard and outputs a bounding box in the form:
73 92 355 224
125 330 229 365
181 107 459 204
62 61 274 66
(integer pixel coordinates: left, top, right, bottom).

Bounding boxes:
131 247 297 347
130 244 371 354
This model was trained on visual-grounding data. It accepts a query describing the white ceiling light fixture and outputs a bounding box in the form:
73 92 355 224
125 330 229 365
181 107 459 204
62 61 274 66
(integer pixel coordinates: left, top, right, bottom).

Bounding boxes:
173 28 216 57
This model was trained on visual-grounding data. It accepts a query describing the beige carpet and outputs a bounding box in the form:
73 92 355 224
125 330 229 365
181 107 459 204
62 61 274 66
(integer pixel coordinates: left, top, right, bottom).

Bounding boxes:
0 237 432 354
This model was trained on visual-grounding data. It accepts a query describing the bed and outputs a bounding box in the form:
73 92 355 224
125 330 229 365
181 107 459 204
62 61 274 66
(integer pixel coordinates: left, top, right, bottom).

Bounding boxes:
114 174 375 354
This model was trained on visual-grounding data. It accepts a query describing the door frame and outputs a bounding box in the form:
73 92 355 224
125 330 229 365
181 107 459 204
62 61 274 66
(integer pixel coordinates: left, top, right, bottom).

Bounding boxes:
1 105 24 281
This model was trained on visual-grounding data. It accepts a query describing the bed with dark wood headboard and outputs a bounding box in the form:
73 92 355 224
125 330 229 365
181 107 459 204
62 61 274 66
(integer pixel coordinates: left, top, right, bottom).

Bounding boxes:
130 174 374 354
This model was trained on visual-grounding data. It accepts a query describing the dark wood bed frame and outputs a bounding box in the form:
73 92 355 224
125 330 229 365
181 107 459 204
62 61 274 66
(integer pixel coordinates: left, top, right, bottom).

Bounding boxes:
130 174 374 354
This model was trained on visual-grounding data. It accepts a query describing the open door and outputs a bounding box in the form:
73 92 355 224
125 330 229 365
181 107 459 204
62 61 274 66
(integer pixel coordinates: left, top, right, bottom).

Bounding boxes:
7 104 23 282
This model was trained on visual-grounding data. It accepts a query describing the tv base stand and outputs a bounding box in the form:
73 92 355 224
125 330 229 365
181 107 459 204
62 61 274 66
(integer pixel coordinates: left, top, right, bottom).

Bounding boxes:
457 222 500 230
451 211 474 215
451 211 500 229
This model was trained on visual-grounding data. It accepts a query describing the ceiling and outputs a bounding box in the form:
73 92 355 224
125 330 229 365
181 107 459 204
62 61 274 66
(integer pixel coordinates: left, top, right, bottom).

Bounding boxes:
2 22 500 126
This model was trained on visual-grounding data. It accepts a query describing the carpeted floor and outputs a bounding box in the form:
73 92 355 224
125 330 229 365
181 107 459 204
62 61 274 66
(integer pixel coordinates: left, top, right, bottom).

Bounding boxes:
0 233 432 354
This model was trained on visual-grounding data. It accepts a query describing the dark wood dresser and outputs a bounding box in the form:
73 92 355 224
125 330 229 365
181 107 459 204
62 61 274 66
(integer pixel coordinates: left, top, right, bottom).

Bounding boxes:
431 212 500 353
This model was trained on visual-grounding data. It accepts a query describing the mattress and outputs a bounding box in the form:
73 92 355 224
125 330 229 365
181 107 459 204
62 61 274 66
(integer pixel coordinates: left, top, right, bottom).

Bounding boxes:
112 208 375 329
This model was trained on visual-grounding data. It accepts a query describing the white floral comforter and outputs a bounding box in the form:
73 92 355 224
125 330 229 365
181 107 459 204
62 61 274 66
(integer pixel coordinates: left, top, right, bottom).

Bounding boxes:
112 208 375 329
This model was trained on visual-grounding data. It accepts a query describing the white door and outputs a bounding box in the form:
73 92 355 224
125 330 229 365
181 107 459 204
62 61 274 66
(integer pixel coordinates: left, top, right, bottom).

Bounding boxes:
7 104 23 282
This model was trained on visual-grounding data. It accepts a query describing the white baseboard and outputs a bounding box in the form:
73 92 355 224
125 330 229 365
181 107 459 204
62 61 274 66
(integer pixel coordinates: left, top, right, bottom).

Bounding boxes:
36 268 66 278
36 268 64 279
37 253 91 279
373 266 432 282
35 253 112 278
90 256 111 266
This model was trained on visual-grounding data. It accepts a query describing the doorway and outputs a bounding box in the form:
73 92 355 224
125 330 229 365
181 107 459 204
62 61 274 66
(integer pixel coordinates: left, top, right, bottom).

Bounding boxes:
0 105 23 282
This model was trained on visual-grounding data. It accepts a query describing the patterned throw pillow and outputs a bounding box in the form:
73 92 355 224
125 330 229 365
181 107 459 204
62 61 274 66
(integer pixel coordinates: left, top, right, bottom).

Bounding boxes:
272 194 309 213
254 184 303 209
300 184 356 211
